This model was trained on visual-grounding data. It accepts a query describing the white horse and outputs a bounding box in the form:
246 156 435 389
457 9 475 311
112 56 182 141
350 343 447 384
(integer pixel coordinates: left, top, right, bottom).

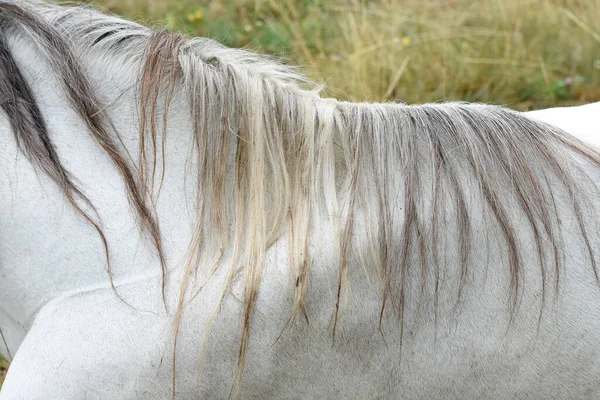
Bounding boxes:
527 102 600 148
1 1 600 399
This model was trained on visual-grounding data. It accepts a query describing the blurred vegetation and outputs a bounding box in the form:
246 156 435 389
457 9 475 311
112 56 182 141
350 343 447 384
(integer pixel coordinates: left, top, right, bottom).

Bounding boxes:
0 354 7 387
91 0 600 110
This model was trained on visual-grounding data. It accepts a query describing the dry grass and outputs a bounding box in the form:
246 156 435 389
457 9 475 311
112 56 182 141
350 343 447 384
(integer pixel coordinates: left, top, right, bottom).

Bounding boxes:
92 0 600 110
0 355 7 388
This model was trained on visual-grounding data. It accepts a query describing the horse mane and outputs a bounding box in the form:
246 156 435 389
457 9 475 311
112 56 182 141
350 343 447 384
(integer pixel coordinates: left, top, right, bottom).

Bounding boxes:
2 0 600 394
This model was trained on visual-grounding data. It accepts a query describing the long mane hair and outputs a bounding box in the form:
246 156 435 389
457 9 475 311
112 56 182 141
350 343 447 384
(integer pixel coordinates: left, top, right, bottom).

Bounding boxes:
2 0 600 394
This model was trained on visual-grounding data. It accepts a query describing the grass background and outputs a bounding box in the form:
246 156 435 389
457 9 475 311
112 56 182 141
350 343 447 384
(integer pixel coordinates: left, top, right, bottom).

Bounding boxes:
0 355 7 387
92 0 600 110
1 0 600 390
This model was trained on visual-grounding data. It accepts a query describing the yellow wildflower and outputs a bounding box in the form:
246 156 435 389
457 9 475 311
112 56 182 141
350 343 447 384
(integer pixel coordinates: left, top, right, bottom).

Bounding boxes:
187 9 203 23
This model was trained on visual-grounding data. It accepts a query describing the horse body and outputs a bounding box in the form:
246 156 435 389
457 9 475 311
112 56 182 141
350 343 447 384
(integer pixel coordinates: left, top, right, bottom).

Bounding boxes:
2 2 600 399
527 102 600 147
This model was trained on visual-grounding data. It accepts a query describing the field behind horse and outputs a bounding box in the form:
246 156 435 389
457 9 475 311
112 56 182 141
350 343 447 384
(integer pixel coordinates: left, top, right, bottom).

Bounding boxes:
94 0 600 111
0 355 7 388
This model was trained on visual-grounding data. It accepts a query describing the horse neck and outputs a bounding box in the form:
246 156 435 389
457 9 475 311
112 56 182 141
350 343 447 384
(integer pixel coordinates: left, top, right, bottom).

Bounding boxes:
0 34 195 326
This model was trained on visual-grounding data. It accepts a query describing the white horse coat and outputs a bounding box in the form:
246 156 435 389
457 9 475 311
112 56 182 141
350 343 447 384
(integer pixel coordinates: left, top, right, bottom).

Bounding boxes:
1 2 600 399
527 102 600 147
